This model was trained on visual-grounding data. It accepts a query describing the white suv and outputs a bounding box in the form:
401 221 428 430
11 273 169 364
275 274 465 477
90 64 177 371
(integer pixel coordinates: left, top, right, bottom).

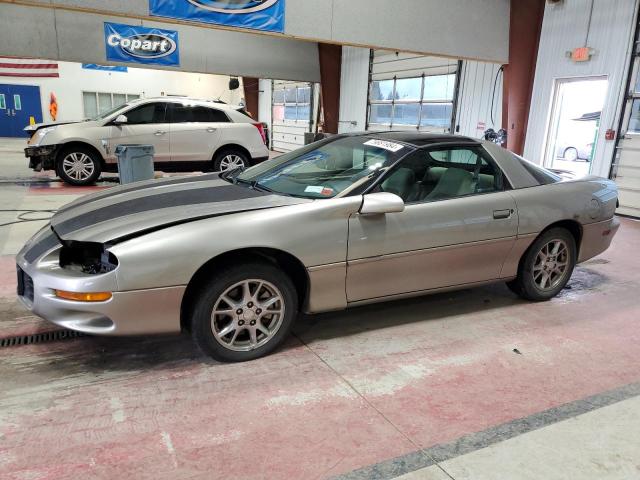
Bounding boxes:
24 97 270 186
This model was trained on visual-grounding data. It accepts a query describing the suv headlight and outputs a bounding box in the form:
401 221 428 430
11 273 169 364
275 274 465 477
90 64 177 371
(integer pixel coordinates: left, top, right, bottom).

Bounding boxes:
34 127 57 146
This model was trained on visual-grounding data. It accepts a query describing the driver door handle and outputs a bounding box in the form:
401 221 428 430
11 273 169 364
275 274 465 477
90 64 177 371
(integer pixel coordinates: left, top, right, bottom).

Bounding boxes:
206 127 217 133
493 209 513 220
154 130 166 136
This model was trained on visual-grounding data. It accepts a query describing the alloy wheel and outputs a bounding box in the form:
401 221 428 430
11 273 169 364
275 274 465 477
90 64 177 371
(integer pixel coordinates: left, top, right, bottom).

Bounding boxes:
210 279 285 352
62 152 95 181
532 239 569 291
219 154 246 172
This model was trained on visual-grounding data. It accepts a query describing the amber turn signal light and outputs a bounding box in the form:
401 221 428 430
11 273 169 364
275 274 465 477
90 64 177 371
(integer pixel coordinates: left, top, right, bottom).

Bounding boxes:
54 290 112 302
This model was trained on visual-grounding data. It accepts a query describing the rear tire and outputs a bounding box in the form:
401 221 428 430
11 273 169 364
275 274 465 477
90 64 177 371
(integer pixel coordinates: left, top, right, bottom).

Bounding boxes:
507 227 577 301
56 146 102 186
213 149 250 173
563 147 579 162
191 262 298 362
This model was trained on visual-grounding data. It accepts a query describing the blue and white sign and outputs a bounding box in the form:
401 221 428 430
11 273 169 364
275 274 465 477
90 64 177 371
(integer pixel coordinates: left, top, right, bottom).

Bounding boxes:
104 22 180 66
82 64 128 73
149 0 285 33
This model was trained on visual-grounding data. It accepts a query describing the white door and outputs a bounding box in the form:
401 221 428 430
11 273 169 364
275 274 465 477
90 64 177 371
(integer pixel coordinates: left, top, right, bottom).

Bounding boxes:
109 102 171 163
168 103 223 162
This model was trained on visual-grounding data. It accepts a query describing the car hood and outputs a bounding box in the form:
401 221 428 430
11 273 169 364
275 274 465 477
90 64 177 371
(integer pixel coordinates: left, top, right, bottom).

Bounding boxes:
50 174 310 244
24 119 87 133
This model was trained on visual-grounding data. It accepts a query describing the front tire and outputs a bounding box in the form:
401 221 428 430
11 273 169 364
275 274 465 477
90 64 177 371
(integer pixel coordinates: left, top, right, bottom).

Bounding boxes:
507 227 577 301
191 262 298 362
56 146 102 186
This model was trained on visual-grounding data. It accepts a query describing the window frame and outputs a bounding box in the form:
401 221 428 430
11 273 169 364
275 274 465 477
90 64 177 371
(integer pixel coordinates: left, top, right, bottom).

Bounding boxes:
364 142 509 204
82 90 141 118
368 73 456 130
272 83 313 123
167 103 230 124
118 102 168 125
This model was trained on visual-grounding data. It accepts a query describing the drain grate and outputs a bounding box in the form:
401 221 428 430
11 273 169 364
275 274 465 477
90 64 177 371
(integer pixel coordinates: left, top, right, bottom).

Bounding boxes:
0 329 86 348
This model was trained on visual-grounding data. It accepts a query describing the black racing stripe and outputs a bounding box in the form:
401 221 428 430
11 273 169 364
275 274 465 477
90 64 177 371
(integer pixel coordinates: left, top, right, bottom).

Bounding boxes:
54 184 266 237
59 173 223 212
24 228 60 263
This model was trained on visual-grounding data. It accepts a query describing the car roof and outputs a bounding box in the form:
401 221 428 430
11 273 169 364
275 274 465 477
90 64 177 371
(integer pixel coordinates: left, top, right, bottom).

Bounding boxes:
349 131 481 147
133 96 243 111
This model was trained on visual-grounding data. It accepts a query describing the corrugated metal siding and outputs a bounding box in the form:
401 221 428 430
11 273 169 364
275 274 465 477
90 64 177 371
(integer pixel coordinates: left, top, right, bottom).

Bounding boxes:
338 46 370 134
524 0 638 178
456 60 504 139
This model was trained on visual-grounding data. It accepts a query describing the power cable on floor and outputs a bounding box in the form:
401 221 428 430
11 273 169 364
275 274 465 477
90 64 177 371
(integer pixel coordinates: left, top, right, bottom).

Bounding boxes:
0 209 57 228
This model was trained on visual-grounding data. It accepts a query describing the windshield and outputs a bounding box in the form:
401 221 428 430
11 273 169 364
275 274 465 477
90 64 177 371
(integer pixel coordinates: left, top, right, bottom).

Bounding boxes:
89 102 131 121
234 136 411 198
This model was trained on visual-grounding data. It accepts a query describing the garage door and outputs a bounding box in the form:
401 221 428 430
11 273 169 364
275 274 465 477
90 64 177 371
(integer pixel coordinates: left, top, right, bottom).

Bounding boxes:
614 53 640 217
366 51 459 133
271 80 316 152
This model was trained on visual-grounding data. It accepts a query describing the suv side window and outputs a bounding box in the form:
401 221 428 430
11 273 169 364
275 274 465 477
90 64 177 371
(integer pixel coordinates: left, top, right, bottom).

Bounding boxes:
378 147 504 203
169 104 230 123
124 103 167 124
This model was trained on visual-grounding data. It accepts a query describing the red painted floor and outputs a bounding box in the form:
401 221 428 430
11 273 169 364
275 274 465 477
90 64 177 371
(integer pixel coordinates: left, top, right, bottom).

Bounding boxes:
0 219 639 479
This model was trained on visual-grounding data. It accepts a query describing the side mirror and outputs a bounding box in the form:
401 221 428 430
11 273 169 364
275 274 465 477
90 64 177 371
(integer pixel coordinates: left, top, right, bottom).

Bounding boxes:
360 192 405 215
113 114 128 125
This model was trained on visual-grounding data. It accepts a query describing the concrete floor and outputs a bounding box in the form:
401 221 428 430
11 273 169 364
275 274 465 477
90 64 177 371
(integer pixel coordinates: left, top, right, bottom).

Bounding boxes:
1 137 639 479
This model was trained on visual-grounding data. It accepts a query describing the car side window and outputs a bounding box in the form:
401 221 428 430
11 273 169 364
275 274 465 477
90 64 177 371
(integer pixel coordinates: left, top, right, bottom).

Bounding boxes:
378 147 504 203
169 104 230 123
124 103 167 125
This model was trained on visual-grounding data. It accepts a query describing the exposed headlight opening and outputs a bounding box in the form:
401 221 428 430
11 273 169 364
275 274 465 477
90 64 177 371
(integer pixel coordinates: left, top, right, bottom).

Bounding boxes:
59 242 118 274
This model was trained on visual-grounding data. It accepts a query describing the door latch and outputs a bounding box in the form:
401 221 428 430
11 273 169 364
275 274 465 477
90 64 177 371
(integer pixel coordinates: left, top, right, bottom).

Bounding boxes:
493 209 513 219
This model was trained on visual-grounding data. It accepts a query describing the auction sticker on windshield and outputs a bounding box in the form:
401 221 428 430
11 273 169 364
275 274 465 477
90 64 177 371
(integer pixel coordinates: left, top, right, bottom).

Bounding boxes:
364 139 404 153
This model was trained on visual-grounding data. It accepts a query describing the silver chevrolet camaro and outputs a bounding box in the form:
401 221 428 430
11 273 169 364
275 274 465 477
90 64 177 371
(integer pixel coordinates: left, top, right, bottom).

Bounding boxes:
16 133 619 361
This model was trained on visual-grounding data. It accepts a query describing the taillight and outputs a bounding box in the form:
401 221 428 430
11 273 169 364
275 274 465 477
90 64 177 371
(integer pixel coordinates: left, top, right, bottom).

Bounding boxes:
253 122 267 145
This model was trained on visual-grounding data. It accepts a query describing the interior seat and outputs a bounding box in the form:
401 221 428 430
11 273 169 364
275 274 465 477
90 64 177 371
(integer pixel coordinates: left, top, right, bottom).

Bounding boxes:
424 167 473 200
381 167 417 201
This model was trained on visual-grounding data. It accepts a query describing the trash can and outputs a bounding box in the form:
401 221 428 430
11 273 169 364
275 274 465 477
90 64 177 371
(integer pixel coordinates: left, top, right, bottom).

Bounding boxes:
115 144 155 185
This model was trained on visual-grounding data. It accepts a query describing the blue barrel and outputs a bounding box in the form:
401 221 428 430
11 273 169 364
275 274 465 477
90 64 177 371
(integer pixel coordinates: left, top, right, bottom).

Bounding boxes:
115 144 155 184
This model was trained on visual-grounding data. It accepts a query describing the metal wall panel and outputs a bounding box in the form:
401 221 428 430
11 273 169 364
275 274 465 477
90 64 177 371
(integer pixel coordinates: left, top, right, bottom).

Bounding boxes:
338 46 370 134
523 0 638 178
1 0 510 63
0 3 321 82
456 60 504 139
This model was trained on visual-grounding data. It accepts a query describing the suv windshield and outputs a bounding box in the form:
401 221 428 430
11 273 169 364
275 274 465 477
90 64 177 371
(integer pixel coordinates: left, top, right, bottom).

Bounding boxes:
233 136 411 199
89 102 132 121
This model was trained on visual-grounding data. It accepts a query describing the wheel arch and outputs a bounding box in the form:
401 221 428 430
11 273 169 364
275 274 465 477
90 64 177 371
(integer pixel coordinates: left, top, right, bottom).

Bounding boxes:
517 219 583 273
56 141 106 168
212 144 252 164
180 247 309 332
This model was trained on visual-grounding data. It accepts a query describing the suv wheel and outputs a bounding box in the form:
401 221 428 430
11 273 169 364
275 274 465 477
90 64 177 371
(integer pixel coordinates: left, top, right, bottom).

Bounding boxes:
56 146 102 186
507 227 577 301
213 149 250 172
191 262 298 362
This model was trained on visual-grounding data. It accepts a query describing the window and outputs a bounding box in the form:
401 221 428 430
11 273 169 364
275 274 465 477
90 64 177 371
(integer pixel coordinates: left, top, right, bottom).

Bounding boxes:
0 94 5 110
235 136 407 199
169 104 230 123
378 147 503 203
13 94 21 110
82 91 140 118
125 103 167 124
273 84 312 122
368 74 456 130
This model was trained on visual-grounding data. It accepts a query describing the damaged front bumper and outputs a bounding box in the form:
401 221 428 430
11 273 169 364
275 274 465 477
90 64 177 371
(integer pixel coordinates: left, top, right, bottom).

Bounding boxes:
16 226 185 335
25 144 61 171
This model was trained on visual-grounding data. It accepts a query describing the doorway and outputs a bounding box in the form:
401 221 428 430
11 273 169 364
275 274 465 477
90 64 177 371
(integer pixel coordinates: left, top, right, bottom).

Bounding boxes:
0 84 43 137
544 77 608 177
